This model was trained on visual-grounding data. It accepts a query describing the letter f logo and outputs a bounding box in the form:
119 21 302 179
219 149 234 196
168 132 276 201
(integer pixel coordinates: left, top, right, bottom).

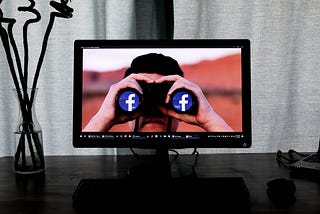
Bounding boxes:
171 90 194 113
117 89 141 112
179 94 189 112
126 93 136 112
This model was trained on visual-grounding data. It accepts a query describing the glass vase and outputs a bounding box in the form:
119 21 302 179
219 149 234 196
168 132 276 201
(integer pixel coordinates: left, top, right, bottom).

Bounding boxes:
13 88 45 174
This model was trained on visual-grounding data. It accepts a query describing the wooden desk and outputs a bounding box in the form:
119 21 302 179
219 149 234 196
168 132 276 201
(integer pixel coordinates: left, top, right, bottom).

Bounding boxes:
0 153 319 213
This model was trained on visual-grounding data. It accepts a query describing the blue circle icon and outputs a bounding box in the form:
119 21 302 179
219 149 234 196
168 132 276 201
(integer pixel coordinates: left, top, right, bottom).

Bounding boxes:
171 90 194 113
118 90 141 112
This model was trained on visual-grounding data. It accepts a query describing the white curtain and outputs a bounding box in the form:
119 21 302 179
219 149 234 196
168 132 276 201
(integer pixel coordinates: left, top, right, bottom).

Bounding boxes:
1 0 319 157
0 0 137 156
174 0 320 154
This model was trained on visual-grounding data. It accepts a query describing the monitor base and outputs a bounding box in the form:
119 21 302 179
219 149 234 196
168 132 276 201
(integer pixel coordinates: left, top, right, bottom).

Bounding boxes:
73 176 250 212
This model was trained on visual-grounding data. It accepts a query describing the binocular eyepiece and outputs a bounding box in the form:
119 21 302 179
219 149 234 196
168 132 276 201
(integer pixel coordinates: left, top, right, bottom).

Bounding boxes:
116 81 198 115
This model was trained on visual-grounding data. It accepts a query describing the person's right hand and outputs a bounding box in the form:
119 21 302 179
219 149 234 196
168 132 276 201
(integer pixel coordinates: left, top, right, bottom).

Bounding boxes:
82 73 154 132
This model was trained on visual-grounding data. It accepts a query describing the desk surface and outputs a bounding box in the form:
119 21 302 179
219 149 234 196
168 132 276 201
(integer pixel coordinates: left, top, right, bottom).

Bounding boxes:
0 153 319 213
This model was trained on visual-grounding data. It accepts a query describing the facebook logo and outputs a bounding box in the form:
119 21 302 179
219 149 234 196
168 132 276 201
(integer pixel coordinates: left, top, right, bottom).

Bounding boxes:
171 91 193 113
118 90 140 112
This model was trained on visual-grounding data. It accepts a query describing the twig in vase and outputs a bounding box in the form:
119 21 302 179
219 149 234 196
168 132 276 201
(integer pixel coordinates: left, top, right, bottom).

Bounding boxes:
5 13 40 169
30 0 74 105
18 0 41 89
17 0 44 171
0 12 30 168
28 0 74 170
0 0 74 172
7 18 25 92
16 0 42 169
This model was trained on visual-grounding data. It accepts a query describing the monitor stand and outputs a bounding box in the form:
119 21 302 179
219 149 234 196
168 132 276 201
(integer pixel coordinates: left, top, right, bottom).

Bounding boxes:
127 148 196 179
72 150 251 212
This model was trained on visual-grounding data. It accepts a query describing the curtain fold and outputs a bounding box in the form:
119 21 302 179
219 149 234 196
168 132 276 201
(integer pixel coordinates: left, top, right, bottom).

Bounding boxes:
134 0 174 39
1 1 319 157
0 0 174 157
174 0 320 154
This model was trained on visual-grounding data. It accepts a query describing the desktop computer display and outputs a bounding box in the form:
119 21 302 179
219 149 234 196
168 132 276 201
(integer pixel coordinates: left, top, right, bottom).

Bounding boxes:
73 39 251 149
72 39 252 210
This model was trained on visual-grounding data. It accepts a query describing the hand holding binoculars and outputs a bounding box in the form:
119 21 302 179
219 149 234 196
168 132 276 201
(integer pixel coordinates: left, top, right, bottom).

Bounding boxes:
116 81 198 115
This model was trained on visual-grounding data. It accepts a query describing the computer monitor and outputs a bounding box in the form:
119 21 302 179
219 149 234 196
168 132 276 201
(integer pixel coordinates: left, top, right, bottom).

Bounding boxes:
73 39 251 178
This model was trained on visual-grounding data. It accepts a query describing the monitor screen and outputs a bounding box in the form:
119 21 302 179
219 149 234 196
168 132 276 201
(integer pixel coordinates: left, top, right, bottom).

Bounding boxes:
73 39 251 149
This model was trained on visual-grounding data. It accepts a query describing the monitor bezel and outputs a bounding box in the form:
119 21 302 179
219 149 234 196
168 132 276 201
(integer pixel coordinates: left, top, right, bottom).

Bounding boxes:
73 39 251 149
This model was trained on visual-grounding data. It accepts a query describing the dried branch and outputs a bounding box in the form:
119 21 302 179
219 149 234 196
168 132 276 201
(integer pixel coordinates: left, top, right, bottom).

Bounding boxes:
18 0 41 88
0 0 74 172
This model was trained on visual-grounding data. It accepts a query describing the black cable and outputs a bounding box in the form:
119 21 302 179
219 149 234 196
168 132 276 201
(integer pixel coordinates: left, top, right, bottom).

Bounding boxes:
130 148 140 159
276 149 310 169
191 148 198 155
169 149 179 160
288 149 309 160
276 150 295 168
192 148 199 166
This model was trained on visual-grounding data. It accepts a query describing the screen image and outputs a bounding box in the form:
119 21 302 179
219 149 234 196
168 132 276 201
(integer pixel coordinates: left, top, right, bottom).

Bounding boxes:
73 40 251 148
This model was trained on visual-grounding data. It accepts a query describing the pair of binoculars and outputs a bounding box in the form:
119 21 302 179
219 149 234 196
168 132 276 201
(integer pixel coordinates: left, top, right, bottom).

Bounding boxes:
116 81 198 115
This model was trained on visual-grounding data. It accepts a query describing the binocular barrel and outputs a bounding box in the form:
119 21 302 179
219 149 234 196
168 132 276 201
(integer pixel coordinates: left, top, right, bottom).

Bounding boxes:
116 82 198 115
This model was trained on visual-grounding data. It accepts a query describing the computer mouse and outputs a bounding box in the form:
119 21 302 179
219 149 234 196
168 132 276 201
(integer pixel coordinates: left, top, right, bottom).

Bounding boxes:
266 178 296 206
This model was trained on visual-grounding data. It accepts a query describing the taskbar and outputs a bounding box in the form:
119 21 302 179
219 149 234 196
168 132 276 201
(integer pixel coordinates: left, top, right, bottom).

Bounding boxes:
79 132 245 141
75 132 250 148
